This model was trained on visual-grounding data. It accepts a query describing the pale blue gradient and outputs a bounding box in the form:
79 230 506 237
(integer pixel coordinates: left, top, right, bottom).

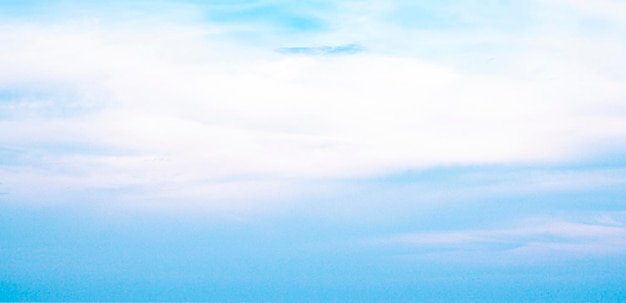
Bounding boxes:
2 161 626 301
1 0 626 302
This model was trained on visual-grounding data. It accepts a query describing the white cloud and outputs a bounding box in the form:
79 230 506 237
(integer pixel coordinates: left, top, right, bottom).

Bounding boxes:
542 0 626 26
1 1 626 208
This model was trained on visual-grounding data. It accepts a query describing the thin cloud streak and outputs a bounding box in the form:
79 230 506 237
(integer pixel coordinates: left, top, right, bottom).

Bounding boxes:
379 215 626 262
276 43 365 56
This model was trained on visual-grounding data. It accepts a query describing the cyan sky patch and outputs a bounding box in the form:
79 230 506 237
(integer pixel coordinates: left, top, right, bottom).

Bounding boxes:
206 4 327 32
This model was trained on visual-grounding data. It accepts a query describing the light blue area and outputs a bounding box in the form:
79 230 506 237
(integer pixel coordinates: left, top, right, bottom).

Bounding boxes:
386 1 465 29
1 160 626 301
0 0 43 10
0 0 332 34
277 43 365 56
0 88 102 119
0 90 22 101
1 188 625 302
0 147 26 167
385 0 532 30
0 142 125 169
206 3 327 32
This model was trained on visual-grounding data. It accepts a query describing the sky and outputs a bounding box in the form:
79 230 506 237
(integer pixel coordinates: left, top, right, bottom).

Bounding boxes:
1 0 626 302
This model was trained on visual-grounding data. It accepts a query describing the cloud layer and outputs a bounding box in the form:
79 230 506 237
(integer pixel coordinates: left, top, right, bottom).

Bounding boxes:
1 0 626 208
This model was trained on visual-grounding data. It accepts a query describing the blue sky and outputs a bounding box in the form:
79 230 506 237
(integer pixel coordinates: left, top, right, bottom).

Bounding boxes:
1 0 626 302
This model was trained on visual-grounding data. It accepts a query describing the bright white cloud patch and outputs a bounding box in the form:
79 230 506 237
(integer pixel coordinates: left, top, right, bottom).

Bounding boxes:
1 0 626 208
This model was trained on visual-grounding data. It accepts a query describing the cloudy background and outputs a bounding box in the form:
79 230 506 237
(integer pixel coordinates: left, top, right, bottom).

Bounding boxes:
1 0 626 302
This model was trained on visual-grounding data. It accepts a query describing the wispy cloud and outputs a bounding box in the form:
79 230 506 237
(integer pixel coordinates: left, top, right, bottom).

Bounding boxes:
379 215 626 262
